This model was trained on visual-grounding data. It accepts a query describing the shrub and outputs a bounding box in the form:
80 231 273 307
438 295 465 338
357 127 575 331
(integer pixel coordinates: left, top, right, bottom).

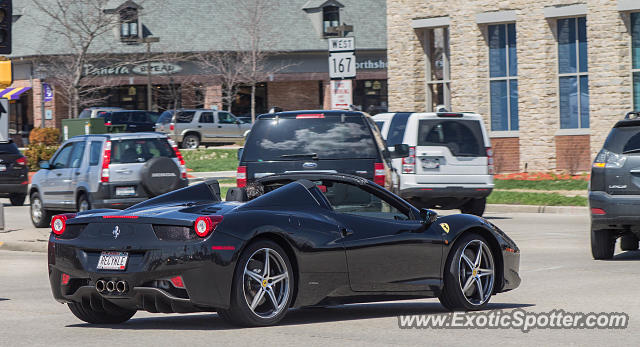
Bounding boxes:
29 127 60 146
24 143 58 172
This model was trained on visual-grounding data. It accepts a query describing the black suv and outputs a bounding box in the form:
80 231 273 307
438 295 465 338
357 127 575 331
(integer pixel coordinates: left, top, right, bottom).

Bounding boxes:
99 110 160 132
590 111 640 259
234 110 408 195
0 141 29 206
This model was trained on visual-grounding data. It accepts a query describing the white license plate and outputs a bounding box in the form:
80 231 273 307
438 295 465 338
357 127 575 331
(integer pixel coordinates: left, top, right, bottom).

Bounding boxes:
422 158 440 169
116 186 136 196
97 251 129 271
0 165 6 172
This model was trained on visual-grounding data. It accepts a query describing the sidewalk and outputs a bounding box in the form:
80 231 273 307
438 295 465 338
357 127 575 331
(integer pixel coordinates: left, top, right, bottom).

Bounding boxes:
187 170 235 183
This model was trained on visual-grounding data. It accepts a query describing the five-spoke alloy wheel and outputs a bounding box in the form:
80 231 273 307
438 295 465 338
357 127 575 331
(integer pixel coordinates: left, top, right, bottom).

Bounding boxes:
439 233 496 311
219 240 294 326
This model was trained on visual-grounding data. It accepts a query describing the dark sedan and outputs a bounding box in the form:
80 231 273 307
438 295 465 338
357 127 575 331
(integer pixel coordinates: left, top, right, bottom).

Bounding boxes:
48 173 520 327
0 141 28 205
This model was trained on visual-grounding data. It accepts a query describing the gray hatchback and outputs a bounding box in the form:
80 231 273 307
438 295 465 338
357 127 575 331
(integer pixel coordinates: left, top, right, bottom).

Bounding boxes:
29 133 188 227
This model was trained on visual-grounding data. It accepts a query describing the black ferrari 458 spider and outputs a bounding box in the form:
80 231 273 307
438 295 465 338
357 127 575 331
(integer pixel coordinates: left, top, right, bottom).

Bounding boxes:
48 173 521 327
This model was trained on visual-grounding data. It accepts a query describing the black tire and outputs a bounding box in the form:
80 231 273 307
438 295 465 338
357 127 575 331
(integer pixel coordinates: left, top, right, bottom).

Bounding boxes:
218 240 295 327
591 229 615 260
9 193 26 206
67 301 135 324
30 191 52 228
77 193 91 212
181 134 200 149
460 198 486 216
620 233 639 251
439 233 495 311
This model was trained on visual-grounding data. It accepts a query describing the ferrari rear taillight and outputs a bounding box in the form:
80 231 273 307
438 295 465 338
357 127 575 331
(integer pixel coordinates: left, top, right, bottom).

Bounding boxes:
374 163 386 186
486 147 495 175
101 141 111 183
51 213 77 236
591 208 606 215
194 215 224 238
15 156 27 166
237 166 247 188
402 146 416 174
61 273 70 285
168 139 187 179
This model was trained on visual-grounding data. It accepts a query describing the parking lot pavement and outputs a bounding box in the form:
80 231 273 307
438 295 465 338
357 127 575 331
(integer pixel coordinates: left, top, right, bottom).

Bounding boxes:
1 211 640 346
0 201 48 252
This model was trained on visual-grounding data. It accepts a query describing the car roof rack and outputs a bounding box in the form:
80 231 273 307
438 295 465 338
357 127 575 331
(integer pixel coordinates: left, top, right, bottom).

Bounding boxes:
625 111 640 120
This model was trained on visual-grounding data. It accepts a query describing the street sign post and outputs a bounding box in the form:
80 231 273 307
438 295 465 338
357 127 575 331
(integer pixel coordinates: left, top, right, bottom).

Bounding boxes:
328 52 356 80
0 98 9 142
328 36 356 109
328 37 355 52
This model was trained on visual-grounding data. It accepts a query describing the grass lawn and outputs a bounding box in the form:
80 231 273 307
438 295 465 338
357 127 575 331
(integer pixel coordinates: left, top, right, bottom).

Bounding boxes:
494 179 588 191
182 149 238 172
487 191 587 206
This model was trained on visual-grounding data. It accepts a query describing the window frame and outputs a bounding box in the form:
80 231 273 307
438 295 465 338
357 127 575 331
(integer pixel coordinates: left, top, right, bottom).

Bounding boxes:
119 7 139 41
50 143 76 169
322 6 340 36
556 16 589 129
487 23 519 132
323 181 414 221
630 12 640 111
423 27 451 112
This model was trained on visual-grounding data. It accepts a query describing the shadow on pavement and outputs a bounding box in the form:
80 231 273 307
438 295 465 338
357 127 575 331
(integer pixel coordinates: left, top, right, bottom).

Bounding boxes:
66 301 534 331
482 216 513 220
611 250 640 261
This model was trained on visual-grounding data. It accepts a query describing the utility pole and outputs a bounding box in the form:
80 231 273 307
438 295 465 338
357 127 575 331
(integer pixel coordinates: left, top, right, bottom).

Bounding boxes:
138 36 160 111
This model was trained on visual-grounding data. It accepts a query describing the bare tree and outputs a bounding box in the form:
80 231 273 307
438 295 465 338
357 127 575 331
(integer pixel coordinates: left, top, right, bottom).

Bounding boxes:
196 51 247 111
32 0 139 118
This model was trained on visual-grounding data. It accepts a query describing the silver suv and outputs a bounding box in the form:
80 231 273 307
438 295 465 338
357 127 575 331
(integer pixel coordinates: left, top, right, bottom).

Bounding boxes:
155 109 252 149
29 133 188 227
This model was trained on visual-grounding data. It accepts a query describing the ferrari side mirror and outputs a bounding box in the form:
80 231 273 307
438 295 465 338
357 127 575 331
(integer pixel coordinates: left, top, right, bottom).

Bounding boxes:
420 208 438 224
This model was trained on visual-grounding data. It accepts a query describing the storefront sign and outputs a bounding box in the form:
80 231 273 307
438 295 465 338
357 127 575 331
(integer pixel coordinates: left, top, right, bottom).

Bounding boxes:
330 80 353 110
355 59 387 70
45 110 52 120
84 62 184 77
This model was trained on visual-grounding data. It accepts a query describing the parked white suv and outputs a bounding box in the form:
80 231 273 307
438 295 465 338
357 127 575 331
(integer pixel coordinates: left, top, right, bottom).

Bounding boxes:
373 112 494 216
29 133 188 227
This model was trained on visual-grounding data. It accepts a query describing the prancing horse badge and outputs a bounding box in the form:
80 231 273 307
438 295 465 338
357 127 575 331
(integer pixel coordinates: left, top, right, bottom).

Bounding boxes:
440 223 450 233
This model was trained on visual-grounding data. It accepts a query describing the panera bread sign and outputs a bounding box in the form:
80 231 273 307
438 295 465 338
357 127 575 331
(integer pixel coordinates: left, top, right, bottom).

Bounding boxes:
84 62 183 76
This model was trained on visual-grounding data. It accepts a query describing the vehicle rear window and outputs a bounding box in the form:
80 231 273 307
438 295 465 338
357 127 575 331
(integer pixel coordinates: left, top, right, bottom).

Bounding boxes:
0 142 20 154
175 111 196 123
386 112 411 146
417 119 486 157
157 111 173 124
243 114 378 161
78 109 91 119
110 138 176 164
604 126 640 154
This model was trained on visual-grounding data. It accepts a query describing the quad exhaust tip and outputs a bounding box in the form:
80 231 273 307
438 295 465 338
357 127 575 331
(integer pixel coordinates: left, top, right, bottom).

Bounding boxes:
116 281 127 293
96 280 106 292
106 281 116 292
96 279 129 293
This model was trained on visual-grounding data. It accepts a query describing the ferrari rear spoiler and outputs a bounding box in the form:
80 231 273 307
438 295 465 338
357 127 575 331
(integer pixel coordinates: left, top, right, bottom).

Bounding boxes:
126 179 221 211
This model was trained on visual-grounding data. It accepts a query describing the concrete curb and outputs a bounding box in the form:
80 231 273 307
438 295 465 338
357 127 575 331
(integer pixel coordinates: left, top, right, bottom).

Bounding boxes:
486 204 588 215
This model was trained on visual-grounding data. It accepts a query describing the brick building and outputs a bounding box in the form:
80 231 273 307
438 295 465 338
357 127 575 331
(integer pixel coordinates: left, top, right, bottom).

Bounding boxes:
387 0 640 172
5 0 388 145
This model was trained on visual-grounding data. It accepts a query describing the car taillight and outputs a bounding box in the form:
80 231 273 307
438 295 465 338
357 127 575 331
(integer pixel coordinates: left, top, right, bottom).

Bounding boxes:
170 276 185 288
194 215 223 238
168 139 187 179
402 146 416 174
15 156 26 166
486 147 495 175
374 163 386 186
591 208 606 215
237 166 247 188
51 213 77 236
169 123 175 131
593 149 626 169
101 141 111 183
105 122 112 126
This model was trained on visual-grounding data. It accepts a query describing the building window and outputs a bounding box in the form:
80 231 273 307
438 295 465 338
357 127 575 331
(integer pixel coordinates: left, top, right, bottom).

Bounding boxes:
323 6 340 36
631 13 640 110
557 17 589 129
488 23 518 131
120 7 139 41
424 27 450 111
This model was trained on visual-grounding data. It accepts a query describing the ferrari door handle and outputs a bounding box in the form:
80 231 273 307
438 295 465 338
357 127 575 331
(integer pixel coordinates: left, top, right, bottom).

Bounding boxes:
340 228 353 237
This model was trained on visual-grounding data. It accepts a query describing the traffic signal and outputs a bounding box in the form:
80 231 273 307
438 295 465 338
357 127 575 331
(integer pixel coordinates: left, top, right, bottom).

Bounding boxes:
0 0 11 55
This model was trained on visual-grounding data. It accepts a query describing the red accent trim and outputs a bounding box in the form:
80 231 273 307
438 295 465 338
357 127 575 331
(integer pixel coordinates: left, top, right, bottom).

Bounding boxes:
420 188 433 191
591 208 606 215
61 273 70 285
102 215 139 219
211 246 236 251
296 114 325 119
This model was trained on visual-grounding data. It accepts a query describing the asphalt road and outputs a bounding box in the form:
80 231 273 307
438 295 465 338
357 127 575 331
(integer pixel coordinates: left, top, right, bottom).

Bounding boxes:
1 212 640 346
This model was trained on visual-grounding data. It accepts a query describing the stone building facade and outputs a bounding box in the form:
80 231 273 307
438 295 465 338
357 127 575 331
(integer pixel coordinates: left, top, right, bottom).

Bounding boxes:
387 0 640 173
